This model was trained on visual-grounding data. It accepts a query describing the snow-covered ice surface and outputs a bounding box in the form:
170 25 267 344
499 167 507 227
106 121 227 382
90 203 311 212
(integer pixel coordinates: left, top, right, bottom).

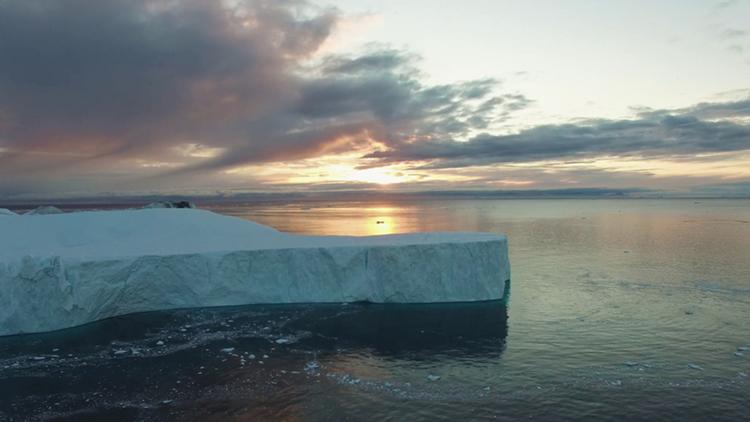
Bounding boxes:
23 205 64 215
0 209 509 336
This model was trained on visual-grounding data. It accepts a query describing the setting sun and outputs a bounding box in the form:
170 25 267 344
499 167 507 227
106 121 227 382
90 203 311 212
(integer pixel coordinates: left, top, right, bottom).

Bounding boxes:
326 165 408 185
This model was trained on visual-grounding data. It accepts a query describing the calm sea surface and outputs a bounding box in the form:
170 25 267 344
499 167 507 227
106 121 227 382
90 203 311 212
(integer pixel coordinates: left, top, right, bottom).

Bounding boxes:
1 199 749 421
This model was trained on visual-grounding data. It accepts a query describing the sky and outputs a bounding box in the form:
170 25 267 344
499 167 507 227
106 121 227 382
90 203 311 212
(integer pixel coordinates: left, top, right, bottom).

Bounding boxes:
0 0 749 199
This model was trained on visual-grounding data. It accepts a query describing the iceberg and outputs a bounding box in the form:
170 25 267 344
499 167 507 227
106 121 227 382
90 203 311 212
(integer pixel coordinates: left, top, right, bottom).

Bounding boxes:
0 208 510 336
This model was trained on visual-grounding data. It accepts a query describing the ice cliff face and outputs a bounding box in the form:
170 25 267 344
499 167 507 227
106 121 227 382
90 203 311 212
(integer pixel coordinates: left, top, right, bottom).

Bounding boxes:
0 209 510 336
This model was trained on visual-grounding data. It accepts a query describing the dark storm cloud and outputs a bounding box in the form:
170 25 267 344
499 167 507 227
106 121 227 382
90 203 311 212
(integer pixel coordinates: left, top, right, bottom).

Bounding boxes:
0 0 528 183
163 48 529 172
364 99 750 169
0 0 334 156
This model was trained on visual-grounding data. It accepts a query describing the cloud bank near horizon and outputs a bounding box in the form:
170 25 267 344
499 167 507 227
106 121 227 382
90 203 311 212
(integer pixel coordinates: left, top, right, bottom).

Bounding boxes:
0 0 749 198
364 100 750 169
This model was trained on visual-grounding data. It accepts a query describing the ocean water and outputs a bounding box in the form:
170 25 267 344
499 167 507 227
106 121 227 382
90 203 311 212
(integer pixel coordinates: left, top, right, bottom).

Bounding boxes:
1 199 750 421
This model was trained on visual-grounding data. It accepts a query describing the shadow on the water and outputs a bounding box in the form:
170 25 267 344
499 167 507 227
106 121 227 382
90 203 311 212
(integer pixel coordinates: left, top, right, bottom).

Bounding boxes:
0 284 512 420
288 299 509 358
0 310 188 356
0 279 511 360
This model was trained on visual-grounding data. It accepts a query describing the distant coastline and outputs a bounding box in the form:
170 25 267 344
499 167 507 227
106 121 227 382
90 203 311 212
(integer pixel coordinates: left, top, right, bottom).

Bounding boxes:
2 190 749 215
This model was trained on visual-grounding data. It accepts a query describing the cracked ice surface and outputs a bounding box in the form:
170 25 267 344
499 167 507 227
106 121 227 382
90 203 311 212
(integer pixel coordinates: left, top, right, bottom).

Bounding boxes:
0 209 509 335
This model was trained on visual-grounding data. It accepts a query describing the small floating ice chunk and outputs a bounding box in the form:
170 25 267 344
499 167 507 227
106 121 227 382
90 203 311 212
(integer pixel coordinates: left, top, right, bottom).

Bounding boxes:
156 340 165 346
687 364 704 371
426 374 441 382
335 374 361 385
113 349 128 355
221 347 235 353
304 361 320 373
275 338 291 344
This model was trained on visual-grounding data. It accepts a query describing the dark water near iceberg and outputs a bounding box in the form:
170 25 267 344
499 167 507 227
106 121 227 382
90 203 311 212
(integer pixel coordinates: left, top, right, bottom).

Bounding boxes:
2 199 750 421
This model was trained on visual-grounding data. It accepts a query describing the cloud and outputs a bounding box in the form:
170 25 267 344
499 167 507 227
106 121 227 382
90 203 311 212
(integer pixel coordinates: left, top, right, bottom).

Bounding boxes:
1 0 747 199
364 98 750 169
636 98 750 120
714 0 740 10
0 0 336 159
715 0 740 9
720 28 748 39
0 0 530 197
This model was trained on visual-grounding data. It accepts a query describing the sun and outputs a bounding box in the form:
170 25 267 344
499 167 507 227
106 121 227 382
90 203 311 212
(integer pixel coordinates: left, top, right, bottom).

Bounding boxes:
326 165 408 185
340 167 405 185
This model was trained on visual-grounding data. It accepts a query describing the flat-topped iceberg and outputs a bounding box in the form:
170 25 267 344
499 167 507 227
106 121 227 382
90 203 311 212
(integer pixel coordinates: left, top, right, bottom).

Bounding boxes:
0 209 510 336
